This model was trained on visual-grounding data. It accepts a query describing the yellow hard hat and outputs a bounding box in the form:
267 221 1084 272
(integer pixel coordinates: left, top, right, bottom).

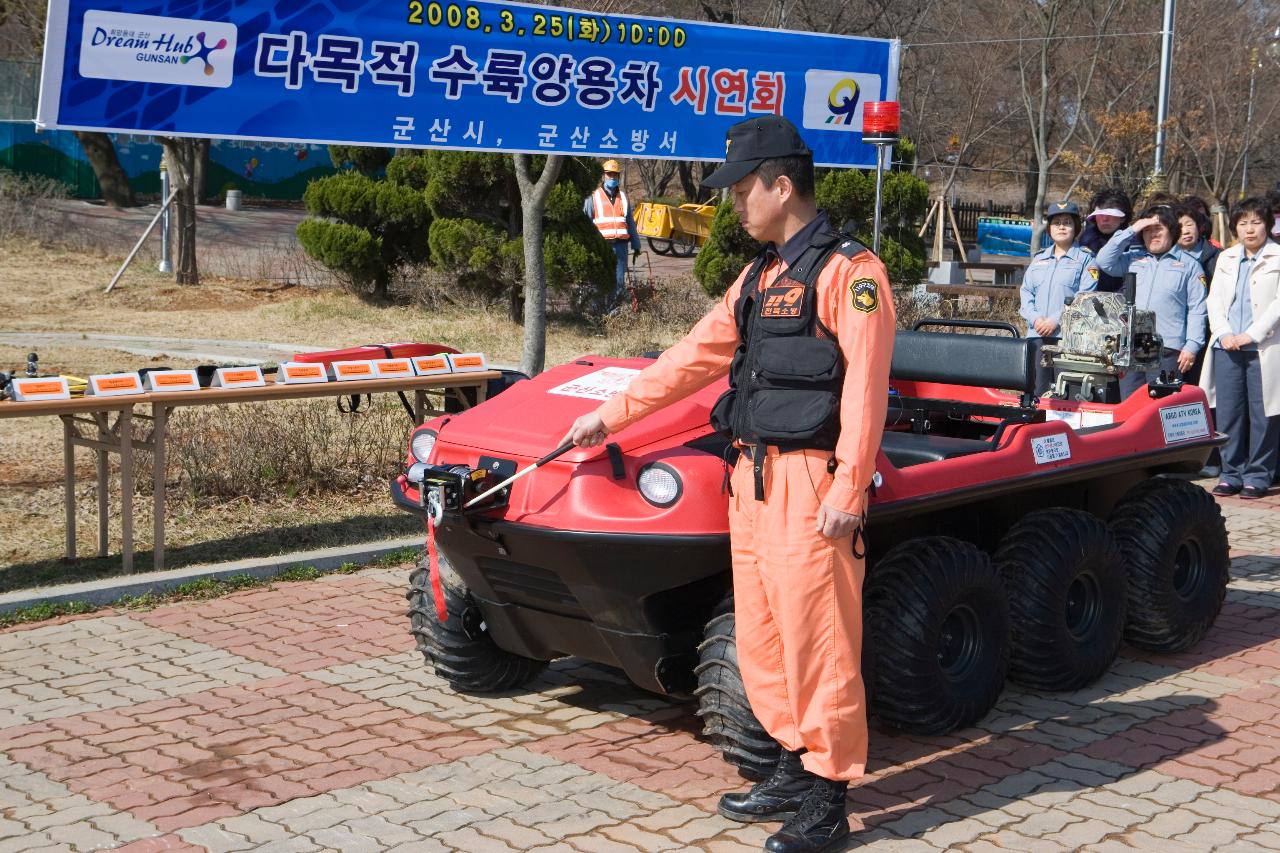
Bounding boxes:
602 159 621 173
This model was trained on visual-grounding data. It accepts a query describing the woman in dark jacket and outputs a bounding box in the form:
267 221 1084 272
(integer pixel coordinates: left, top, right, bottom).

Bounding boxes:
1078 187 1132 292
1174 202 1219 387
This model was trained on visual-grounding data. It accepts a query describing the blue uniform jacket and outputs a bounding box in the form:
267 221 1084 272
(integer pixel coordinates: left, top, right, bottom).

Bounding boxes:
1020 245 1095 337
1092 227 1208 354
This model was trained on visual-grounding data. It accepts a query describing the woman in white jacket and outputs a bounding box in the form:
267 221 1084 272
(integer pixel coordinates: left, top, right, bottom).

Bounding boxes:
1200 198 1280 499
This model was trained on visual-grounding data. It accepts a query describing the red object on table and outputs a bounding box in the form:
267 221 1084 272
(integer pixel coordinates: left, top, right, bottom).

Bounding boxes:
292 342 458 365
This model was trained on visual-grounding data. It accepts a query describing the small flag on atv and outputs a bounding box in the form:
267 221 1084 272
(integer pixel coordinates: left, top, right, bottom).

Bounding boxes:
463 440 577 508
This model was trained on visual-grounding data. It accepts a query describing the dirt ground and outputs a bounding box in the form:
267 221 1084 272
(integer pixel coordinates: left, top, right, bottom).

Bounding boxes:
0 228 710 591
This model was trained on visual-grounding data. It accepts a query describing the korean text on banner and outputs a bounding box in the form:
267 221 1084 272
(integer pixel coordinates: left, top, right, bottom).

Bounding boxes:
37 0 898 168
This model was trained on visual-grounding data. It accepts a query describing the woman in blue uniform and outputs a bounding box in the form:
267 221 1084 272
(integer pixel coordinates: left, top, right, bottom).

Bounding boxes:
1020 201 1094 395
1094 205 1208 397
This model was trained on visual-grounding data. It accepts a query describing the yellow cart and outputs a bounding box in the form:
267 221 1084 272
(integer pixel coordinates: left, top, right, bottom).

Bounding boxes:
635 202 716 257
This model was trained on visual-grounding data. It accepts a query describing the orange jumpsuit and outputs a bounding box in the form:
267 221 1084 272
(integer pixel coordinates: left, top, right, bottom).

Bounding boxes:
597 237 896 781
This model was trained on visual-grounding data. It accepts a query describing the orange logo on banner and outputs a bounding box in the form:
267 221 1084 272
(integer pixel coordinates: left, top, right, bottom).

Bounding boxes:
760 285 804 318
97 376 141 391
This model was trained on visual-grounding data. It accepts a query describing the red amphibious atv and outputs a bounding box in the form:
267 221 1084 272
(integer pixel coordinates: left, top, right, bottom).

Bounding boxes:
391 318 1229 778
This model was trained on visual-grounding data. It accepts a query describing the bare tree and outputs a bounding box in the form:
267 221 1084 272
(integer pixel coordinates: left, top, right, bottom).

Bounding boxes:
73 131 135 208
1170 0 1280 202
513 154 564 376
634 158 678 200
160 137 199 285
1011 0 1128 249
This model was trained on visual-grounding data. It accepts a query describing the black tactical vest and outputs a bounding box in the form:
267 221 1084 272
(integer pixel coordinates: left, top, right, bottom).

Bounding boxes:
709 229 869 460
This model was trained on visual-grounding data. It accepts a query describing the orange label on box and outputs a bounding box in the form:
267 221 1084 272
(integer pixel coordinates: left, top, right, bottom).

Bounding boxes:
221 370 259 383
290 365 323 377
412 356 451 374
373 358 414 377
20 380 65 394
336 363 372 376
453 356 484 368
98 376 140 391
153 373 190 387
9 377 71 401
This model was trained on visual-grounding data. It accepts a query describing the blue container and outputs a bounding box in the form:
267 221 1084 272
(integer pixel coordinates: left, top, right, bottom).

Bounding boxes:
976 216 1048 257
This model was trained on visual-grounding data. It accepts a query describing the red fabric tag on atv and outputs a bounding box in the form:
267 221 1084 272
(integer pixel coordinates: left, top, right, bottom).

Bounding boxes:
759 285 805 318
426 518 448 622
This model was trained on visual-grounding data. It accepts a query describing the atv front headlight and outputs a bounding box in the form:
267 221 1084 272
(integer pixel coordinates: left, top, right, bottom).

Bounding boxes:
410 428 437 463
638 463 681 508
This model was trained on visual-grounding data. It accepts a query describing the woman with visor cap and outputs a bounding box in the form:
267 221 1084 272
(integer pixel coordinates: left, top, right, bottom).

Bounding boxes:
1020 200 1095 395
1078 187 1132 292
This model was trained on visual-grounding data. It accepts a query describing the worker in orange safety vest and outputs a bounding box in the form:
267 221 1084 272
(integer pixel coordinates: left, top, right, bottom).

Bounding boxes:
583 158 642 310
565 117 896 853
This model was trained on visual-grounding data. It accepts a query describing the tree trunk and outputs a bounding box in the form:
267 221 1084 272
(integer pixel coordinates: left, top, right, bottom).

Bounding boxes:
1029 160 1050 254
74 131 134 208
161 138 199 286
513 154 564 377
193 139 211 203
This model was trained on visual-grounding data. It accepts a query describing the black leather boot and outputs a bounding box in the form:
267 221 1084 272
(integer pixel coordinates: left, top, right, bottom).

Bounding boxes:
718 749 814 823
763 776 849 853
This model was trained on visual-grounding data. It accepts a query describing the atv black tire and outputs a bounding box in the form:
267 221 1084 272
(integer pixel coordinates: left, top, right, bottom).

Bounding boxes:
407 556 548 693
1109 478 1230 653
864 537 1009 734
996 509 1127 691
694 594 779 780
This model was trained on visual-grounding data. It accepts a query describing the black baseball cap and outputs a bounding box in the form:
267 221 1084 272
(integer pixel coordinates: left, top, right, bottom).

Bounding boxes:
701 117 812 189
1044 200 1081 219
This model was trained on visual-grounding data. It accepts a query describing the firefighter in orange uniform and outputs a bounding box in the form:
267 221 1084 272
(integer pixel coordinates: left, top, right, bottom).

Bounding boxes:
566 117 896 853
584 158 642 309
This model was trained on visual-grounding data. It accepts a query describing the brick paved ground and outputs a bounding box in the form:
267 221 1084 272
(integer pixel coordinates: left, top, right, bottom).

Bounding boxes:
3 490 1280 852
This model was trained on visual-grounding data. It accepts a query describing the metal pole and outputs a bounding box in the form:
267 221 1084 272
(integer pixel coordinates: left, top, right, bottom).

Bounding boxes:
1152 0 1177 178
872 144 887 254
105 187 179 293
158 158 172 273
1241 51 1258 199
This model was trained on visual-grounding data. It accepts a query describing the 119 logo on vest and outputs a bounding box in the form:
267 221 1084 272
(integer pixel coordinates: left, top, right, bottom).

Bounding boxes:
760 285 805 318
851 279 879 313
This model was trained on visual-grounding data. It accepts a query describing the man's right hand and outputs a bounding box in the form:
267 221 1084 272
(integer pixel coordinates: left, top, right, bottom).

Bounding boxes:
564 411 611 448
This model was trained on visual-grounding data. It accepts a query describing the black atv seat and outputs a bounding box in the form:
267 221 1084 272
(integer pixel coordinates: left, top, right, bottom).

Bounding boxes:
891 330 1036 395
880 431 990 468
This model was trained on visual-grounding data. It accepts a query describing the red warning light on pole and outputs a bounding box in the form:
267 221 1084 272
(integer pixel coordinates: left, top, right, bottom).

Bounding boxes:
863 101 900 143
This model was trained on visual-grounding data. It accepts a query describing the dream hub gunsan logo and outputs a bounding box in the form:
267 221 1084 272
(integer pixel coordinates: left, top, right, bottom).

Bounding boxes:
79 10 237 88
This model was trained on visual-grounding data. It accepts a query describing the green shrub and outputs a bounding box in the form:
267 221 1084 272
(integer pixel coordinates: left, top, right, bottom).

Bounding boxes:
297 169 431 300
693 201 761 297
328 145 392 175
694 145 929 296
296 219 383 289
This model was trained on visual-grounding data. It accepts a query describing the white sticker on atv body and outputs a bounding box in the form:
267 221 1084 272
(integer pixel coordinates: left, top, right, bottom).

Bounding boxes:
1031 433 1072 464
548 367 641 401
1159 403 1210 444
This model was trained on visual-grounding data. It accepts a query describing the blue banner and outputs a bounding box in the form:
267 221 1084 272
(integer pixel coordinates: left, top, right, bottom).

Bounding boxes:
37 0 899 168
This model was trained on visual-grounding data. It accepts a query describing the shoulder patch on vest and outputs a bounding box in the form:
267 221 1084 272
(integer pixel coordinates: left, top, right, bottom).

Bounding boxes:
851 278 879 313
835 238 869 259
1088 267 1099 280
1198 273 1206 286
